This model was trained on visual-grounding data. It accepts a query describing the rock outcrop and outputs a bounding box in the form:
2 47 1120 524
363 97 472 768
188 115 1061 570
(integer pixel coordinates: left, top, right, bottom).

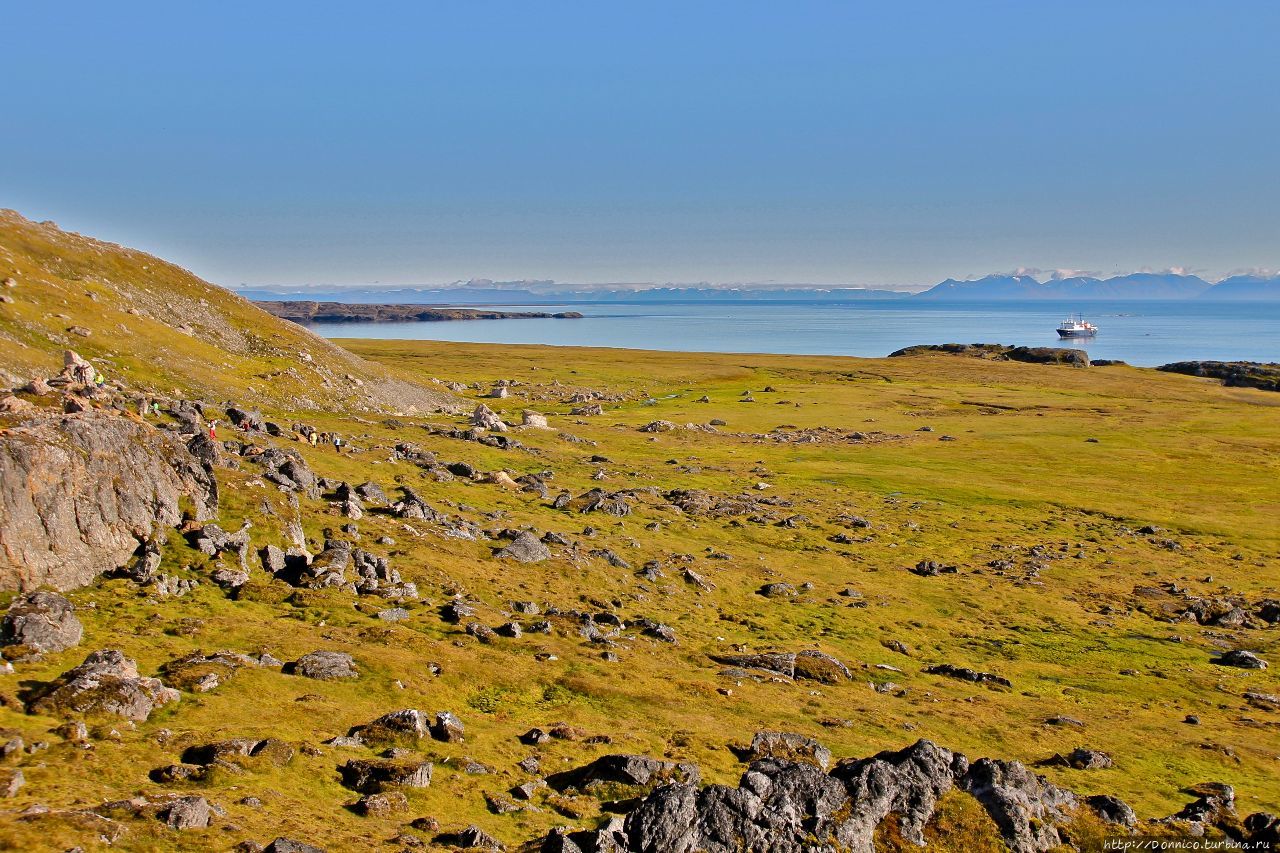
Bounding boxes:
620 740 964 853
1157 360 1280 392
25 649 180 721
0 410 218 591
530 739 1102 853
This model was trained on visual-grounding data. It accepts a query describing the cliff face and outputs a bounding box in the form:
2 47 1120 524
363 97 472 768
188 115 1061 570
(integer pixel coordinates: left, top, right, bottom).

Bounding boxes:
0 410 217 591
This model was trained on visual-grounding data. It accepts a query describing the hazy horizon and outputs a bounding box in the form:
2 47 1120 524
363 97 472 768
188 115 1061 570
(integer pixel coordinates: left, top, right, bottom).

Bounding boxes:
5 2 1279 289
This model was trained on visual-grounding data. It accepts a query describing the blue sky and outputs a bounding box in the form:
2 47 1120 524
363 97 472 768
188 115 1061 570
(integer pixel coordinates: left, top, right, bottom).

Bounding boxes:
4 2 1278 287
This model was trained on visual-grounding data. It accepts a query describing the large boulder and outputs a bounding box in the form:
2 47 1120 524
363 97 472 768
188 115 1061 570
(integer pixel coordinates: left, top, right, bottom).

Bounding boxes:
0 410 218 591
338 758 433 793
620 740 964 853
547 754 700 794
347 709 431 746
748 731 832 770
494 531 550 564
291 651 359 680
26 649 180 721
1 591 83 659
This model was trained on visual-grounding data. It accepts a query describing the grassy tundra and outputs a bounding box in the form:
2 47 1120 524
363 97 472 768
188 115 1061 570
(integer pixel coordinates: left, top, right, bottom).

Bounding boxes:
0 212 1277 850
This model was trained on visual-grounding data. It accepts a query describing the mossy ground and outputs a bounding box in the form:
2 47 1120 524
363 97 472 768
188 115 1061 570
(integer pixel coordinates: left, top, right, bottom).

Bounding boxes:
0 336 1277 851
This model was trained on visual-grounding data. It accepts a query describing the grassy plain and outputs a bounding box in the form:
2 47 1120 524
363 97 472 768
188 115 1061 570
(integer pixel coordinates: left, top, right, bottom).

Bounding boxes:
2 333 1276 851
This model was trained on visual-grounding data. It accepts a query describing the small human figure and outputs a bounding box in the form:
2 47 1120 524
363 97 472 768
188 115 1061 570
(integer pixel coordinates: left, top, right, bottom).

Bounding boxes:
333 435 343 453
94 371 106 387
209 419 218 440
309 431 318 447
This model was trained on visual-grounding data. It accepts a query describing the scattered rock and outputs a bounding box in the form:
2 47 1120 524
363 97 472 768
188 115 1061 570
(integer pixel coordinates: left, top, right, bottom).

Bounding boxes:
1043 748 1112 770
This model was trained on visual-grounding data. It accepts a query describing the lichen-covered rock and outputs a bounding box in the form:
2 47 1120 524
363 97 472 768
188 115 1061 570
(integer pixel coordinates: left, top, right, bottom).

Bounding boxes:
159 649 258 692
548 754 700 795
959 757 1078 853
338 757 433 793
709 650 851 683
0 410 218 591
26 649 180 721
347 709 431 746
1 590 83 659
181 737 294 769
495 531 550 563
748 731 833 770
291 651 358 680
161 795 211 830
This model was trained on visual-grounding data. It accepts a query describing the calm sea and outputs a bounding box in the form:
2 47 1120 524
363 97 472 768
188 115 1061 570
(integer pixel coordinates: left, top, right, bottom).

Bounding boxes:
312 300 1279 367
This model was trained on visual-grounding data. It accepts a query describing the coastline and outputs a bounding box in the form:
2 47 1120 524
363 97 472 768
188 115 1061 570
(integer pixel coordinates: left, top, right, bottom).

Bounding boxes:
256 300 583 324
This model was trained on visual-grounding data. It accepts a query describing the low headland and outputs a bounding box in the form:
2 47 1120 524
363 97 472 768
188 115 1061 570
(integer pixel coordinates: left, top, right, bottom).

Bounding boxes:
257 300 583 325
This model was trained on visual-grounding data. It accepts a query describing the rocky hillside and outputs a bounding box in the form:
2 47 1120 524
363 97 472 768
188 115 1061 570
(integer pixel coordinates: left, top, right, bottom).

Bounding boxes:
0 211 459 415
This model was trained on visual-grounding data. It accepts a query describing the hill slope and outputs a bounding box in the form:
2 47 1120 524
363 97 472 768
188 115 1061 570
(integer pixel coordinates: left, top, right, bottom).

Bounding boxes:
0 210 459 414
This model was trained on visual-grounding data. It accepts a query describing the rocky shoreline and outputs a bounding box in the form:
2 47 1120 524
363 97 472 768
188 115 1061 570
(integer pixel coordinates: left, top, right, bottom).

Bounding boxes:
256 301 584 325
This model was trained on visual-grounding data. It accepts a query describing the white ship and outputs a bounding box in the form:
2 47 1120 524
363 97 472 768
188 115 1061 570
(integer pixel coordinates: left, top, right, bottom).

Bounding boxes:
1056 315 1098 338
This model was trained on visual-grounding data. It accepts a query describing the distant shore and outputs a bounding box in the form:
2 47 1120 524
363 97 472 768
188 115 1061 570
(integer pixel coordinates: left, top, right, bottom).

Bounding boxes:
256 300 583 324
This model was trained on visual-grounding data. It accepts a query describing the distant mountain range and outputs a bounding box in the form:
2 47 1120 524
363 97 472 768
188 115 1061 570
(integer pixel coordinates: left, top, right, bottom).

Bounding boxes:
916 272 1280 301
238 273 1280 303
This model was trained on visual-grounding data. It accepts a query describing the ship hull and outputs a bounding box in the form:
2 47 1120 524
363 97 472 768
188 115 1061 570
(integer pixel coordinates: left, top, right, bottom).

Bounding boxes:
1057 329 1096 338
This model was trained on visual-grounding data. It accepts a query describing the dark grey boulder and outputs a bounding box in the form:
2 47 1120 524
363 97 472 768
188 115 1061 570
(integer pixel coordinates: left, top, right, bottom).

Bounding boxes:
264 838 326 853
925 663 1012 688
338 757 433 793
620 739 962 853
161 795 211 830
959 757 1077 853
495 531 551 563
1086 794 1137 827
1044 747 1112 770
1215 650 1268 670
1 591 83 659
431 711 465 743
548 754 700 793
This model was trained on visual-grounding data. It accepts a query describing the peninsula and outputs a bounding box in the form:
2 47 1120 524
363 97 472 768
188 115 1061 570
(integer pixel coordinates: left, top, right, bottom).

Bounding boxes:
257 300 584 325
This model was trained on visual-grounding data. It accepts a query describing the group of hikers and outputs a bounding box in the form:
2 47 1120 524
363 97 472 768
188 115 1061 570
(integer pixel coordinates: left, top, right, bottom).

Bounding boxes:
302 427 346 453
136 395 347 452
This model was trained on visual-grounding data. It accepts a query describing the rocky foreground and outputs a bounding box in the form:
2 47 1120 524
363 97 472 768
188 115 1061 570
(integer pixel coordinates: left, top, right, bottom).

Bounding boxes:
0 345 1277 851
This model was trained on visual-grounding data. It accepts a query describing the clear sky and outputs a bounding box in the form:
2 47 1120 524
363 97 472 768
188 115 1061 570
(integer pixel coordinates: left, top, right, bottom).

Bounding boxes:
4 2 1278 288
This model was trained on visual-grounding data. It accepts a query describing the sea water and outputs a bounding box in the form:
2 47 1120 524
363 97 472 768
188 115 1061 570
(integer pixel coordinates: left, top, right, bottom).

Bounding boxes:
310 299 1279 367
